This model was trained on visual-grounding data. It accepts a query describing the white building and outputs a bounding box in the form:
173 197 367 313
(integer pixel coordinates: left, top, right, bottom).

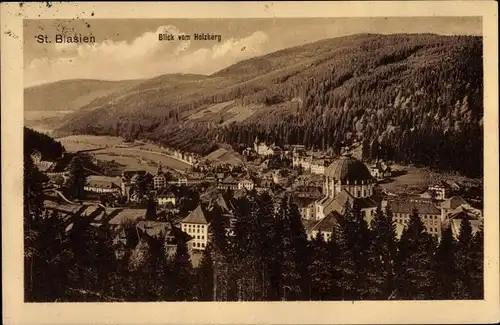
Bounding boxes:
428 182 448 200
158 192 176 207
181 206 210 251
238 178 255 191
84 175 122 194
153 162 167 189
310 160 326 175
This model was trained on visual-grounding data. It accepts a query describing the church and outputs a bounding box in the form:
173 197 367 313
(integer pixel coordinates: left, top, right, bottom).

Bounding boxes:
314 154 378 223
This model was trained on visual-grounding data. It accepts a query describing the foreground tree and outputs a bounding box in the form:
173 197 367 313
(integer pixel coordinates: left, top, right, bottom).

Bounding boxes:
395 208 436 299
454 219 483 299
167 238 194 301
370 206 398 299
308 231 333 300
64 155 86 199
433 226 457 299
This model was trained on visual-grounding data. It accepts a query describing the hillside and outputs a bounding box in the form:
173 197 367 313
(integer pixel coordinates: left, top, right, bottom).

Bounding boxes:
45 33 482 177
24 127 65 160
24 79 145 112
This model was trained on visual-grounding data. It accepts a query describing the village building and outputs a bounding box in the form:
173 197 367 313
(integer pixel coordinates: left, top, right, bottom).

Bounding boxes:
293 196 317 220
84 175 122 194
180 206 210 250
369 160 392 180
254 178 274 193
253 137 276 157
441 205 483 240
181 196 239 251
308 159 324 175
304 211 342 241
314 155 378 221
293 155 312 171
207 193 237 237
157 191 176 207
217 175 239 190
237 177 255 191
121 170 152 199
383 198 442 238
440 196 469 219
153 162 167 189
428 181 449 200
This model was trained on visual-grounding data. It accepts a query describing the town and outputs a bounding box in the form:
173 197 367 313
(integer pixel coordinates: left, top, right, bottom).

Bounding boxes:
28 132 484 288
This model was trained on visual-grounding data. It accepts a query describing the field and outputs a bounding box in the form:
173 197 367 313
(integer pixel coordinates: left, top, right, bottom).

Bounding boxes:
379 164 482 194
57 135 192 174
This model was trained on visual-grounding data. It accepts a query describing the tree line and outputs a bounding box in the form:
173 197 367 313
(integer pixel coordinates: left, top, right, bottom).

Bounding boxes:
25 155 483 301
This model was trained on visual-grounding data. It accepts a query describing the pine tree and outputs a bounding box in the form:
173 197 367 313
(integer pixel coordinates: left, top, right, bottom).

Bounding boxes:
208 206 231 301
396 208 436 299
453 218 481 299
24 152 46 224
231 194 261 301
255 192 277 300
370 206 398 299
333 211 357 300
65 155 86 199
469 225 484 299
196 245 214 301
24 153 48 300
433 226 457 299
26 210 73 302
308 231 333 300
145 196 157 220
169 238 193 301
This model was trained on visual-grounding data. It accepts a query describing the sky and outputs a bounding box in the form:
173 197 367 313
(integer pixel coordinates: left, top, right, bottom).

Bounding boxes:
23 17 482 87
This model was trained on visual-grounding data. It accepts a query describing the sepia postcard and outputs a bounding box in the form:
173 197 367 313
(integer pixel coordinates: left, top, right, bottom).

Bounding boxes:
1 1 499 324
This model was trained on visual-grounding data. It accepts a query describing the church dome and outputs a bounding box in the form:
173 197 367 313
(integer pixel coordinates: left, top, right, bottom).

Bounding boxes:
324 155 373 183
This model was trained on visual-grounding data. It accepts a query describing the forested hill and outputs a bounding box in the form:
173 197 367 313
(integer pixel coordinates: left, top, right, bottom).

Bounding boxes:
24 127 65 160
52 33 483 177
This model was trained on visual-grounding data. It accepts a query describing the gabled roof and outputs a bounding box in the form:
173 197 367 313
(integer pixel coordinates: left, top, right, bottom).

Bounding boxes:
222 175 236 184
447 205 482 221
182 205 209 224
388 199 441 215
441 196 468 210
137 220 171 238
158 191 175 199
86 175 122 189
108 208 146 225
355 197 378 209
312 211 341 232
216 193 234 213
122 170 149 180
293 196 317 208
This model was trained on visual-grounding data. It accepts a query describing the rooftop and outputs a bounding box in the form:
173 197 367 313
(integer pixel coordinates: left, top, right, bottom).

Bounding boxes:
324 155 373 183
86 175 122 189
387 199 441 215
181 205 209 224
108 208 146 225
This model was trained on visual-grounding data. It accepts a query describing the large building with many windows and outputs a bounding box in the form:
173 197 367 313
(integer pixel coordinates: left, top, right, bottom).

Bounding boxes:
181 206 210 250
314 155 378 221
